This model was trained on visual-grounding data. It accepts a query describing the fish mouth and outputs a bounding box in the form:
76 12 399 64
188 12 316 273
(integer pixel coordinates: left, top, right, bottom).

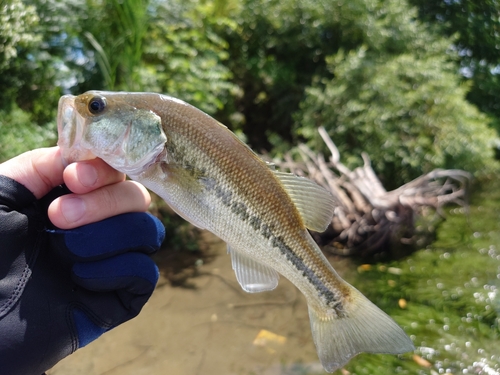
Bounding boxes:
57 95 97 166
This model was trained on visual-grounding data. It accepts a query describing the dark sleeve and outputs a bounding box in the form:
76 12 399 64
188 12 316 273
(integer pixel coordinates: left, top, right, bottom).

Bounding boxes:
0 175 45 311
0 175 48 375
0 174 42 247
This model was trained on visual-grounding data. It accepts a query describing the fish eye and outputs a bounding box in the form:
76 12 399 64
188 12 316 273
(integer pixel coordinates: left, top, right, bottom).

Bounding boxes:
88 96 107 114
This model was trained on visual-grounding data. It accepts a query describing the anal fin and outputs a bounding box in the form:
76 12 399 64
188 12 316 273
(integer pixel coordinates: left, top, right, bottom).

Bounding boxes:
228 245 279 293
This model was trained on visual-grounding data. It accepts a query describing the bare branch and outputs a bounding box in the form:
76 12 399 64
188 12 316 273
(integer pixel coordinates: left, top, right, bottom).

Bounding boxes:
270 128 471 257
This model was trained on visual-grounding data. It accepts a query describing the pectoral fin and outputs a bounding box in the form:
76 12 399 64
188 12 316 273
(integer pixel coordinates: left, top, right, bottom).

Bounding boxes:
273 171 335 232
228 245 279 293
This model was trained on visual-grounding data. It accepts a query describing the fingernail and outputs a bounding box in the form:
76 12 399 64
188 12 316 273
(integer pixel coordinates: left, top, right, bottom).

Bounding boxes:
77 163 98 187
61 197 86 223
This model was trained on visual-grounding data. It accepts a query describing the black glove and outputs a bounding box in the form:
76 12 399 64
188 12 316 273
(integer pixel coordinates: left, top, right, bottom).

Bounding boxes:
0 175 165 375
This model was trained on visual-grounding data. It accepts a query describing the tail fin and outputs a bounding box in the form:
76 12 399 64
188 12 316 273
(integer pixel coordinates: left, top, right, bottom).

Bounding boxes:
308 286 414 373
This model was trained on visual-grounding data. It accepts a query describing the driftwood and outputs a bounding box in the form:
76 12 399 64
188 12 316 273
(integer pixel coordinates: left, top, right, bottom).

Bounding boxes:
271 127 471 258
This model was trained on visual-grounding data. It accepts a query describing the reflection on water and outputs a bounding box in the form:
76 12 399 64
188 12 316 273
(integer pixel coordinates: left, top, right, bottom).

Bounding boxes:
48 179 500 375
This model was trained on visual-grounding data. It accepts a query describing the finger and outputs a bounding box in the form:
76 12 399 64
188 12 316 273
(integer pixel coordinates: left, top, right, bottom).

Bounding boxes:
73 252 159 295
63 159 125 195
72 252 159 327
48 180 151 229
50 213 165 261
0 147 64 199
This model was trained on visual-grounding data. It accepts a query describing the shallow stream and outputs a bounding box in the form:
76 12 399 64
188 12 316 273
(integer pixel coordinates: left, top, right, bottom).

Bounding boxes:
49 178 500 375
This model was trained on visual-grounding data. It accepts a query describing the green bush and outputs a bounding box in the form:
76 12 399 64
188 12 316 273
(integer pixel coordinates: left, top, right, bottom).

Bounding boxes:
140 0 238 114
291 1 497 187
295 48 496 186
0 106 56 162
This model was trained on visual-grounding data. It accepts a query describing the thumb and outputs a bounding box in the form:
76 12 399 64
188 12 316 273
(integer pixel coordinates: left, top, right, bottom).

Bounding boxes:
0 147 65 199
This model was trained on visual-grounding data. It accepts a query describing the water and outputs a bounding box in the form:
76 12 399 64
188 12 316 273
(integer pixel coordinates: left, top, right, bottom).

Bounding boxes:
346 178 500 375
48 178 500 375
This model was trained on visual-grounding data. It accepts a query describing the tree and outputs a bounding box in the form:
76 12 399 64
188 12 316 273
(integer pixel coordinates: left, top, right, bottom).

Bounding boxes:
208 0 495 186
296 48 495 187
293 0 496 187
0 0 496 182
1 0 87 124
408 0 500 131
140 0 237 114
0 0 70 160
0 0 43 117
78 0 149 91
217 0 343 149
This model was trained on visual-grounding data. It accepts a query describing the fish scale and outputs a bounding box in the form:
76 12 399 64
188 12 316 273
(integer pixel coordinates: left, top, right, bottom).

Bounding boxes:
57 90 415 373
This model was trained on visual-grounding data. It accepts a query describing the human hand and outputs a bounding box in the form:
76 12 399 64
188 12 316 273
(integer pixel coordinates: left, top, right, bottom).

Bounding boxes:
0 146 151 228
0 147 165 375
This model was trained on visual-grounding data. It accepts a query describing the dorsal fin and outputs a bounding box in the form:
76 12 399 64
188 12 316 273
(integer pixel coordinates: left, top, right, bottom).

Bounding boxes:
273 170 335 232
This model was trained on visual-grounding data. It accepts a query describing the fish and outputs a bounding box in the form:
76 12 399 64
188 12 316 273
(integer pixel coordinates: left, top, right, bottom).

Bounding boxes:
57 91 414 372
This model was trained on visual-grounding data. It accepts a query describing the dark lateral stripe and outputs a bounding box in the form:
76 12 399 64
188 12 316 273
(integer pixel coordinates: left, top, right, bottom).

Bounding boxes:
270 235 341 310
186 149 342 310
203 177 342 310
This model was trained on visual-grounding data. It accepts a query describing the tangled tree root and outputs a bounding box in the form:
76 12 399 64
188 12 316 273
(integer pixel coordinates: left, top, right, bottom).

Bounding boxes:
271 127 471 258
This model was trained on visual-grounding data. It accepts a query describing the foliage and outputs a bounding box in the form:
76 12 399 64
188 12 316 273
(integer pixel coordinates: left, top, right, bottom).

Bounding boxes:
208 0 497 187
216 0 440 148
0 0 85 124
217 0 342 148
0 0 42 115
0 0 498 188
292 1 496 186
0 0 39 71
0 106 56 162
71 0 237 114
408 0 500 131
0 0 236 160
296 47 496 186
0 0 70 159
81 0 149 90
140 0 237 114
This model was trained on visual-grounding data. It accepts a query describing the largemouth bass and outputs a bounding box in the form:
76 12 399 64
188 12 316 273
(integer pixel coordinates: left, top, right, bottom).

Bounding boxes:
57 91 414 372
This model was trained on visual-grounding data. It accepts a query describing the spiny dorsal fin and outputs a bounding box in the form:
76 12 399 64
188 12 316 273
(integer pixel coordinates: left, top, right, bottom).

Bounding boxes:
228 245 279 293
273 170 335 232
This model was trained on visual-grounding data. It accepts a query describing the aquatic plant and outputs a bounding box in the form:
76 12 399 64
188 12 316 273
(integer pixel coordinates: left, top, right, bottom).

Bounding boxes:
345 178 500 375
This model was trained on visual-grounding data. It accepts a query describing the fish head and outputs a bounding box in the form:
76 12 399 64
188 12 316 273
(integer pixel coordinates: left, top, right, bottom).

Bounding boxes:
57 91 166 177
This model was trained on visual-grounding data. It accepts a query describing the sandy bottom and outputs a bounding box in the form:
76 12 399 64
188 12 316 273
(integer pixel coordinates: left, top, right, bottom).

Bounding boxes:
47 233 343 375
